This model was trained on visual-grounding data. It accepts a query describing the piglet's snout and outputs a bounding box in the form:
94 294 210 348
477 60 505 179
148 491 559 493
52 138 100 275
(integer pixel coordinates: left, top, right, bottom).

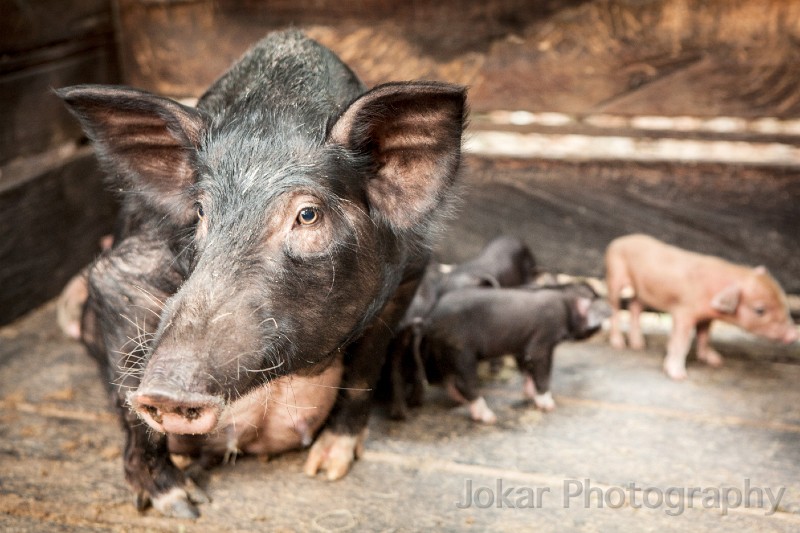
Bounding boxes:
130 388 222 435
784 326 800 344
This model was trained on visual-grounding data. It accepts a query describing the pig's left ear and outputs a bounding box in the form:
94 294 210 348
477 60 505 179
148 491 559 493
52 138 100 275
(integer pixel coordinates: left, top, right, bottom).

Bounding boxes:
711 283 741 314
328 81 466 230
56 85 207 225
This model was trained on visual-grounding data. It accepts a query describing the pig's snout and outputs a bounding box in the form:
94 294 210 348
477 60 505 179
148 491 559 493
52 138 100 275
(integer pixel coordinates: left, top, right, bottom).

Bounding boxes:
131 388 223 435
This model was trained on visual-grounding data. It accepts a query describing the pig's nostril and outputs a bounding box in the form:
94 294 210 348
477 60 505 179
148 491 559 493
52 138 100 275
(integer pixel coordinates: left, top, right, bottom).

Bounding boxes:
143 404 162 423
184 407 201 420
132 390 221 434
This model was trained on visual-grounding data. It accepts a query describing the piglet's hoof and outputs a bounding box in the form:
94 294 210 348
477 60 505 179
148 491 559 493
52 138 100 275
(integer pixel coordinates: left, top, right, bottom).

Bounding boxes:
609 333 627 350
698 348 725 368
663 358 688 381
304 429 367 481
533 391 556 412
628 335 646 351
468 397 497 424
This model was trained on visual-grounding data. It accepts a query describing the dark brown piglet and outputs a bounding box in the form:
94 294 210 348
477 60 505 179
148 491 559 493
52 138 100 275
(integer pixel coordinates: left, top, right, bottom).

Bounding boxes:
387 235 536 419
417 284 610 423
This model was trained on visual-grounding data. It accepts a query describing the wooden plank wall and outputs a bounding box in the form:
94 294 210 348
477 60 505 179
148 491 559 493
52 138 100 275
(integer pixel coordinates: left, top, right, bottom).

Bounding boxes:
2 0 798 325
0 0 120 325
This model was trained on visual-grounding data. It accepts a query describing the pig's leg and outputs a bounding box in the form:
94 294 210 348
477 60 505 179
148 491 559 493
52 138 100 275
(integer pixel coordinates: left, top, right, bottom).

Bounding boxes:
407 320 428 409
695 320 724 368
627 299 646 350
521 342 556 411
117 400 209 518
304 278 420 480
608 309 627 349
662 312 695 380
84 238 205 517
606 257 629 350
387 328 413 420
442 350 496 424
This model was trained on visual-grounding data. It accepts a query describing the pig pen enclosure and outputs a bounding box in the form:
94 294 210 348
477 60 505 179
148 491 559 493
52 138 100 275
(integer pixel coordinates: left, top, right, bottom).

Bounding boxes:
2 1 800 531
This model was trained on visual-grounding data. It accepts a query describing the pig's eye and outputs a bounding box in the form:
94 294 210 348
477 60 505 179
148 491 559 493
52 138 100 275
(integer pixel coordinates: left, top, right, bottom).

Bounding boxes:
195 202 205 220
754 305 766 317
297 207 320 226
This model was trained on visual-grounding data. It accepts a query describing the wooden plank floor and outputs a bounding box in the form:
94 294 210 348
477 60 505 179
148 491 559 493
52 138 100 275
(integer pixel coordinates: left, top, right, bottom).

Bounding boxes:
2 300 800 532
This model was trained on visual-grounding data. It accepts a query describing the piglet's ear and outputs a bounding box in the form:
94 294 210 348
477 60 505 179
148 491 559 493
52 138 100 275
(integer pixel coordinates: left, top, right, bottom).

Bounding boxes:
57 85 207 225
575 297 592 318
711 283 741 314
329 81 466 230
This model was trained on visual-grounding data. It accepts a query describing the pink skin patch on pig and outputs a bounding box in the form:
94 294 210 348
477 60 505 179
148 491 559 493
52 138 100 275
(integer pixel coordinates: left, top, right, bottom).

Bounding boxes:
443 376 497 423
523 375 556 411
468 397 497 424
165 357 344 461
56 272 89 340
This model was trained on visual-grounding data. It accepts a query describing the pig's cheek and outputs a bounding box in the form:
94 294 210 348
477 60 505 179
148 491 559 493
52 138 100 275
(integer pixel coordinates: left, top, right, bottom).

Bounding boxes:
286 223 334 256
195 219 208 241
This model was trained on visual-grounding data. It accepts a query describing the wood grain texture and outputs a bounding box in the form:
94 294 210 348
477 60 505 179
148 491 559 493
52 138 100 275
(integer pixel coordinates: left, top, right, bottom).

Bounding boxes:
0 149 117 325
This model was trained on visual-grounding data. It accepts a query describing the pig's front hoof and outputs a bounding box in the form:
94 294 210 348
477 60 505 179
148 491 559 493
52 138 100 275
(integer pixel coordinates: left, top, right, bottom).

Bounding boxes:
145 481 209 519
468 397 497 424
533 391 556 412
303 429 367 481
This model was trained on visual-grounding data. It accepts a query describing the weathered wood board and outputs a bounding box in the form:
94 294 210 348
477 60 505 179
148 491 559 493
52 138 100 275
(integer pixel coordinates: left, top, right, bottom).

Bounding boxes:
0 149 117 325
437 156 800 293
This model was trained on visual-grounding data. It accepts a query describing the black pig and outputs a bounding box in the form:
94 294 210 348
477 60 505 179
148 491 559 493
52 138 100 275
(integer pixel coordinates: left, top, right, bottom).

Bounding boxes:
407 235 536 322
388 235 536 418
58 30 466 517
418 283 610 423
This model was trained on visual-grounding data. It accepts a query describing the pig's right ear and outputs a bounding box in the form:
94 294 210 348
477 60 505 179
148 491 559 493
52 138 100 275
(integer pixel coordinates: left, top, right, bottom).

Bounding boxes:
56 85 206 224
711 283 741 314
328 81 466 232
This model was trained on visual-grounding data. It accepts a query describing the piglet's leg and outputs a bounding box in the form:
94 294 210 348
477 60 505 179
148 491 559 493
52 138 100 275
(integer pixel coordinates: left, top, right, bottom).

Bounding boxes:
445 349 497 423
627 300 646 350
467 396 497 424
663 313 695 380
523 374 555 412
444 377 497 425
695 320 724 368
521 342 556 411
606 270 629 349
608 304 627 350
